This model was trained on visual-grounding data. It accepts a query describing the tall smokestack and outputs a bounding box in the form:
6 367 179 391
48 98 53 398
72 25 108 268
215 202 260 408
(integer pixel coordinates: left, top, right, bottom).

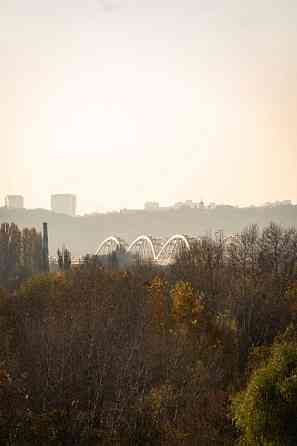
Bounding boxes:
42 222 49 273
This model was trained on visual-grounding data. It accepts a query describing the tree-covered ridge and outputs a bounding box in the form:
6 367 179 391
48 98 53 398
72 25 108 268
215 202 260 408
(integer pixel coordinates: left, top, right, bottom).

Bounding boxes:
1 203 297 256
0 223 297 445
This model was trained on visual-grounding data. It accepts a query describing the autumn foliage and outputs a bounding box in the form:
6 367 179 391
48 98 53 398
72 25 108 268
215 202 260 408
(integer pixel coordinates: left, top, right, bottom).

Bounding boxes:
0 223 297 445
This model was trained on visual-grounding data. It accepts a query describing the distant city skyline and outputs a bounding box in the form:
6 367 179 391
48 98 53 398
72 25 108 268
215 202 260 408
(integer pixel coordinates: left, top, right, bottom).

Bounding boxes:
2 0 297 213
1 192 295 215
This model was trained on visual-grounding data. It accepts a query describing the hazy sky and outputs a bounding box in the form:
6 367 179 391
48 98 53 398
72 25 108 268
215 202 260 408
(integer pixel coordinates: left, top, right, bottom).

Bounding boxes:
1 0 297 213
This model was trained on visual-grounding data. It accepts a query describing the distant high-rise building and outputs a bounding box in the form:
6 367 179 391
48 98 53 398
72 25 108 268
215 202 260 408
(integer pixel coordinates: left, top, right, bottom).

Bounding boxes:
173 200 197 209
51 194 76 216
5 195 24 209
144 201 160 211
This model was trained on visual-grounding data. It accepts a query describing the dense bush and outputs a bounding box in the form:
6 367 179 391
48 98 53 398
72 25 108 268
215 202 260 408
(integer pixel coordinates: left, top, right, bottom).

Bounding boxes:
233 327 297 445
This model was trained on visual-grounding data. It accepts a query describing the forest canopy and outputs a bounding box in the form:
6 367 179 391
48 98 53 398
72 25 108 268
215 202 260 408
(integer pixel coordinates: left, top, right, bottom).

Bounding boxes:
0 222 297 445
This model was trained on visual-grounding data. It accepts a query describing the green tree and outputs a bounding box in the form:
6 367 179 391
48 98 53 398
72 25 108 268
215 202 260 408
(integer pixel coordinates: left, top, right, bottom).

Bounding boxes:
0 223 22 287
233 329 297 446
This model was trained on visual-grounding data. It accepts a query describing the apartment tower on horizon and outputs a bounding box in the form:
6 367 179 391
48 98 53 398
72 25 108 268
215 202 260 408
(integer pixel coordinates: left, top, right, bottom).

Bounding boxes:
51 194 76 217
5 195 24 209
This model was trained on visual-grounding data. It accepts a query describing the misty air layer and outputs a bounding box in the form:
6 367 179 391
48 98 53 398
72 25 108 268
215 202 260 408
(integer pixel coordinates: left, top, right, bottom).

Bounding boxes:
2 0 297 211
1 1 297 445
1 200 297 256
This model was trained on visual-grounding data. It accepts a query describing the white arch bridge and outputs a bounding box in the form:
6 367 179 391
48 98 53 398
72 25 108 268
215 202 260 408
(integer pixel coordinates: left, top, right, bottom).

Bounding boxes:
95 234 198 265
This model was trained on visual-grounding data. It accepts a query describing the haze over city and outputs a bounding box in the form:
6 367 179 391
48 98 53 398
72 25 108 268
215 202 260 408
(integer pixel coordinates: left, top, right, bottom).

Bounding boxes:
2 0 297 214
2 3 297 445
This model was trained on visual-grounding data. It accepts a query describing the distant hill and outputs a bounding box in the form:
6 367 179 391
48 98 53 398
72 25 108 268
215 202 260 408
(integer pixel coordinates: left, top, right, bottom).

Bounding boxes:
0 205 296 256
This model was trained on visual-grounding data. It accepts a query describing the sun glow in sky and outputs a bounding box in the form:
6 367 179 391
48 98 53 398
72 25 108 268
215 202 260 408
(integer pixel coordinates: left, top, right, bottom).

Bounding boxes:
1 0 297 213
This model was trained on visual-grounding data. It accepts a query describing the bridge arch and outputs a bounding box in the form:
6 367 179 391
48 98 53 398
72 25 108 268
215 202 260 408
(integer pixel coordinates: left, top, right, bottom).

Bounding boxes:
127 235 158 261
156 234 192 263
95 236 127 256
95 234 198 264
